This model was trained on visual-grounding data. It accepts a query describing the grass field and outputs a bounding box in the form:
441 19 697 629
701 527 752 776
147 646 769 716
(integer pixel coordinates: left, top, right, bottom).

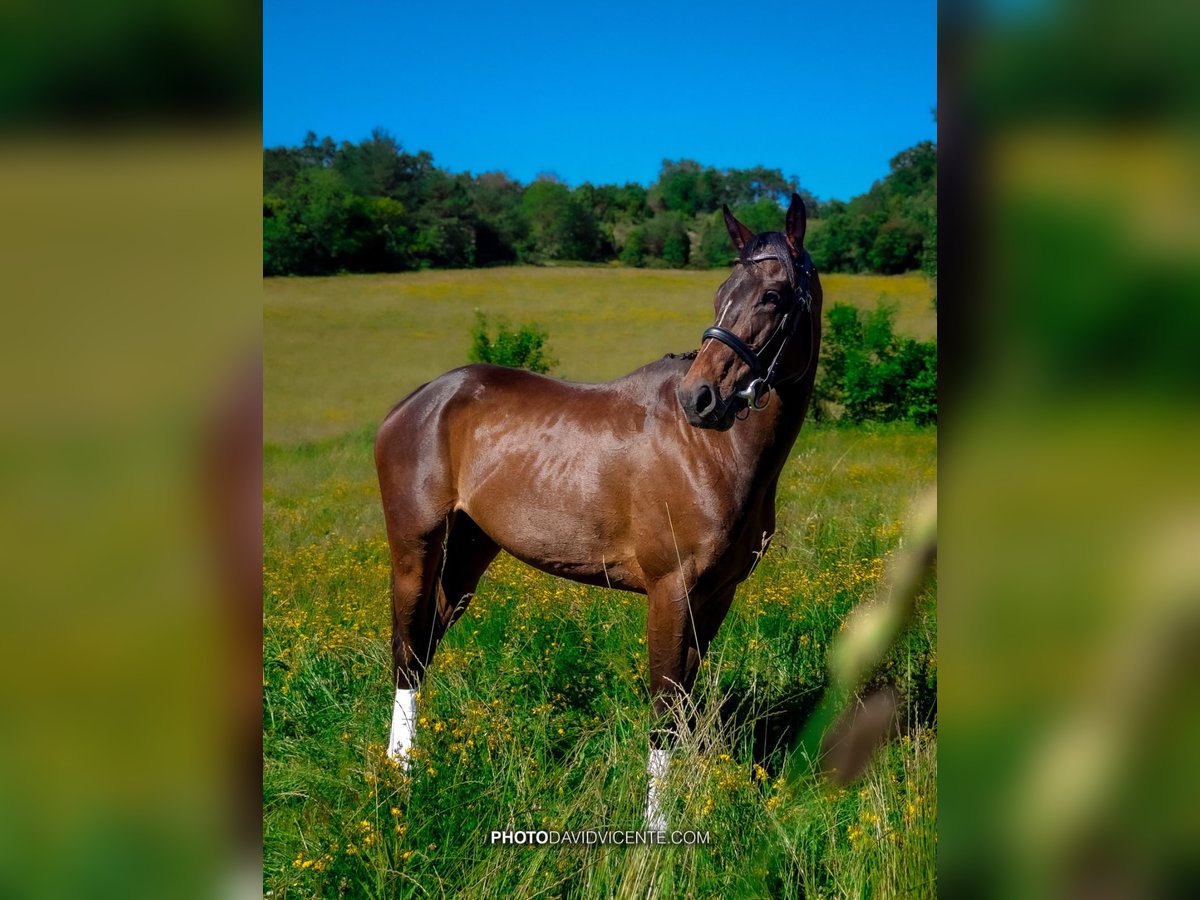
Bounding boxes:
264 267 935 445
264 266 937 898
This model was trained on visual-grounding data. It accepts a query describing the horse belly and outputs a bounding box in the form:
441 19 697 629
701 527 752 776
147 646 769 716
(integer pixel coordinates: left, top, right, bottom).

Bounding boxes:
457 452 642 591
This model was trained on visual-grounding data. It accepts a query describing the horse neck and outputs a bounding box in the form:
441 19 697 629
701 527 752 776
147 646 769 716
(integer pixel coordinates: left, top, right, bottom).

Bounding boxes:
736 381 811 481
763 291 822 471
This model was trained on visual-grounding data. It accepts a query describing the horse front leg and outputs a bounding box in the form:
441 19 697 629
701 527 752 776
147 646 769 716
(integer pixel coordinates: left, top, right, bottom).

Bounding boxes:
644 578 736 830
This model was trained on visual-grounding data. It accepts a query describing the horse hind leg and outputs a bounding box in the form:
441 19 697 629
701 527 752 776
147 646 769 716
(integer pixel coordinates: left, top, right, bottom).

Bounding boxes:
386 517 448 764
387 513 499 763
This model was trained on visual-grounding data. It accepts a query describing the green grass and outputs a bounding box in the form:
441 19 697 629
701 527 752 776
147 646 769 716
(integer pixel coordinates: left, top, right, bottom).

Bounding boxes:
264 267 937 898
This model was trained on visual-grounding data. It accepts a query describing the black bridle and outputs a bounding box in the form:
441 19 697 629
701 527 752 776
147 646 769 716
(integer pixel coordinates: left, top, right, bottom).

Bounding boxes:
701 247 816 411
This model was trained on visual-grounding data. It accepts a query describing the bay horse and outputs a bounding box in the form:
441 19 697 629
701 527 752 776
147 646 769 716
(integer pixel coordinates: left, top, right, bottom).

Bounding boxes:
375 194 822 828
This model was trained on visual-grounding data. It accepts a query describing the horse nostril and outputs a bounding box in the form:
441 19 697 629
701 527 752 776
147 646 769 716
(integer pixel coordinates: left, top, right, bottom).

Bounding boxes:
694 383 717 417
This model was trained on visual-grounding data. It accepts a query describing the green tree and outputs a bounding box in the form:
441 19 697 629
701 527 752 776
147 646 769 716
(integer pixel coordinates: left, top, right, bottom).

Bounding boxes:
287 166 362 273
639 213 691 268
886 141 936 199
732 198 787 234
697 210 736 268
868 219 924 274
334 127 407 197
519 179 601 261
361 196 412 270
413 170 477 267
650 160 723 217
472 171 525 265
263 195 303 276
577 182 649 225
297 130 337 169
619 228 646 266
807 206 855 272
811 303 862 419
805 140 936 274
723 166 795 207
263 147 300 196
262 128 933 277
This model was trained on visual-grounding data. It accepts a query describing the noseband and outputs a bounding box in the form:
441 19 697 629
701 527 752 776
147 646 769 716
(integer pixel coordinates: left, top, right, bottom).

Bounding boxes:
701 248 816 411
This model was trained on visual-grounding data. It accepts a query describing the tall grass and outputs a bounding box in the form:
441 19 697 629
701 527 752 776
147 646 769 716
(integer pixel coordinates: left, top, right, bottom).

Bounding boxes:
264 268 937 897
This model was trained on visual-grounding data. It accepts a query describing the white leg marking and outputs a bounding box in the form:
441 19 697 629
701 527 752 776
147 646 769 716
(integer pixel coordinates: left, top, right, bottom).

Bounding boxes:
646 747 670 831
388 687 417 767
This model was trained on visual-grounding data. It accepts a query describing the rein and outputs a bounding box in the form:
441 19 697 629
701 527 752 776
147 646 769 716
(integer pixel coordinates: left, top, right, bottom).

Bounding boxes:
701 249 816 411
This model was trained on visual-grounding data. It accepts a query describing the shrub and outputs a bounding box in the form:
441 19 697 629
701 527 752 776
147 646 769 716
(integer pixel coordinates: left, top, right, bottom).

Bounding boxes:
812 303 936 425
468 312 556 374
901 337 937 426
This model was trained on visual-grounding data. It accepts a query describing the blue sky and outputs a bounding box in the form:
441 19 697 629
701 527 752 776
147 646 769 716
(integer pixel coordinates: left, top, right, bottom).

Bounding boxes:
264 0 936 202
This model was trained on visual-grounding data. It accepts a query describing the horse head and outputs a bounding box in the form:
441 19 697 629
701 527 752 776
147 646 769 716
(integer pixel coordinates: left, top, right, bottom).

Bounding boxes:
677 193 817 430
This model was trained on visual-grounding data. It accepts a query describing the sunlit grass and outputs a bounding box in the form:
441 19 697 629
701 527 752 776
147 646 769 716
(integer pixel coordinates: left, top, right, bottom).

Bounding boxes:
264 268 937 897
264 267 935 444
264 425 936 898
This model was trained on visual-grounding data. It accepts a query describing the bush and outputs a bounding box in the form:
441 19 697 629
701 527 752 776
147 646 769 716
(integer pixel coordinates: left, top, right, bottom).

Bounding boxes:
468 312 556 374
812 303 936 425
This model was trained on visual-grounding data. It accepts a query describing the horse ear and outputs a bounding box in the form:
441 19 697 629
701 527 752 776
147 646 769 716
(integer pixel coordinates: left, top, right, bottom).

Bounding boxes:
722 204 754 252
785 193 807 256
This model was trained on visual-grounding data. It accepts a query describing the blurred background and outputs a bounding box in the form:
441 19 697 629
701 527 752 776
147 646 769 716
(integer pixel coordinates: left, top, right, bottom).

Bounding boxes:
0 1 260 898
0 0 1197 896
941 0 1200 896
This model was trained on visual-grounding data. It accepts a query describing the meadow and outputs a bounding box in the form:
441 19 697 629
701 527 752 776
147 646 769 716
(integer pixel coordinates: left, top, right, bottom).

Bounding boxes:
264 266 937 898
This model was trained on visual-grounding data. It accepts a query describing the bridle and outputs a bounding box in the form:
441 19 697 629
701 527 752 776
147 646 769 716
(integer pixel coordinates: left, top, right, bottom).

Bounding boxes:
701 247 816 412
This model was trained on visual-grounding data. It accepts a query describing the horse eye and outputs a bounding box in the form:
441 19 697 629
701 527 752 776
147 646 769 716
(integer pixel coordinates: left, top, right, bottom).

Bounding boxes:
763 290 781 304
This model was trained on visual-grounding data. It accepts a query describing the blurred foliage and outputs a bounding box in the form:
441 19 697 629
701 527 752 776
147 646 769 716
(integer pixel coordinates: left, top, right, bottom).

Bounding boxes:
813 303 937 426
264 130 936 277
0 0 259 126
942 0 1200 896
467 312 556 374
958 0 1200 127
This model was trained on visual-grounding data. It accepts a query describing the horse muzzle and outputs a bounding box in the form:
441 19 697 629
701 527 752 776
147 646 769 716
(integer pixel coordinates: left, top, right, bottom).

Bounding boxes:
677 380 738 431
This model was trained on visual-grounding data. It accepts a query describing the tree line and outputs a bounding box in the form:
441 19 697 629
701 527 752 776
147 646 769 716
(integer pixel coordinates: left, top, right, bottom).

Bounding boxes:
264 129 935 277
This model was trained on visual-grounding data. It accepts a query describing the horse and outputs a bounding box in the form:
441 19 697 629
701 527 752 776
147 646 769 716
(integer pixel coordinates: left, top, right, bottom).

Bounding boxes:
375 194 822 828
